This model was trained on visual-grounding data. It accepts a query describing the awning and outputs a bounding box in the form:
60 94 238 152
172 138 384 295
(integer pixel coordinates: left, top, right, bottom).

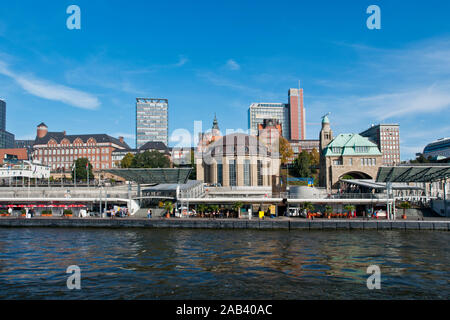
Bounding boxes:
376 165 450 183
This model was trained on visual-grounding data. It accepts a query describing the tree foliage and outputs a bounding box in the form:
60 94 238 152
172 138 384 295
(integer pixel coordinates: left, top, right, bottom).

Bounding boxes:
131 151 171 168
293 151 313 178
279 136 294 165
120 153 135 168
72 158 93 180
410 153 432 163
302 202 315 213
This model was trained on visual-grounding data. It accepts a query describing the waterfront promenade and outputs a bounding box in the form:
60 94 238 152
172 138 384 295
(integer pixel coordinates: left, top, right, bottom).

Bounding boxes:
0 217 449 231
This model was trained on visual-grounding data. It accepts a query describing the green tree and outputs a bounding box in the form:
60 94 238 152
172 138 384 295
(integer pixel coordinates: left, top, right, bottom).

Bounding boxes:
198 204 208 215
72 158 93 181
344 204 356 213
131 151 171 168
121 153 135 168
325 205 333 218
293 151 312 177
279 136 294 165
398 201 411 219
164 201 174 217
303 202 315 213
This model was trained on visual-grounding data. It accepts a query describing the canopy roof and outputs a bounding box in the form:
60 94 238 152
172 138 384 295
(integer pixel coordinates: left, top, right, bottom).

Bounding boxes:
103 168 192 184
376 165 450 183
340 179 423 190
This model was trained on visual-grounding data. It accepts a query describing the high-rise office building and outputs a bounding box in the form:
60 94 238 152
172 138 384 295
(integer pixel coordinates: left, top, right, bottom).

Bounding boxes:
136 98 169 149
360 124 400 166
288 88 306 140
248 88 306 141
0 99 6 131
0 99 15 149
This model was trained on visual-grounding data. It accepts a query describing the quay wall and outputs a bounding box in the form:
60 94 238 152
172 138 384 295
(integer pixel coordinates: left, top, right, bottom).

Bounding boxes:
0 218 449 231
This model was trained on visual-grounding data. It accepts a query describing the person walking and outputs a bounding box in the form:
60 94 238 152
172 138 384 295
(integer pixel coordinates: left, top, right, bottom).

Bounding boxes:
147 208 152 219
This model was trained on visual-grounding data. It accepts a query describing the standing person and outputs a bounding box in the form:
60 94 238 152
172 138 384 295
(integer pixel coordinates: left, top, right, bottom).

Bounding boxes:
8 207 12 216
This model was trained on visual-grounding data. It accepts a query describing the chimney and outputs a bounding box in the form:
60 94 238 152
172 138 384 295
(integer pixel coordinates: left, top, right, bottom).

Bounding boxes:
63 130 66 136
119 136 124 144
37 123 48 139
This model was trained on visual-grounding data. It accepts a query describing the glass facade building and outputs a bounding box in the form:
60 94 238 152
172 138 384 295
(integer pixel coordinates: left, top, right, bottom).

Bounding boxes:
0 99 15 148
248 103 290 140
136 98 169 149
248 88 306 141
0 99 6 131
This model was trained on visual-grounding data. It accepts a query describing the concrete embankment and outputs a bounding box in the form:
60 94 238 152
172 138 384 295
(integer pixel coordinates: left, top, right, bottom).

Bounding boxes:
0 217 449 231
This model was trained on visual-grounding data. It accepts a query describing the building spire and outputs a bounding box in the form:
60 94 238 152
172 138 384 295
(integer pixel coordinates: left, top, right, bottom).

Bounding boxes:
212 113 219 130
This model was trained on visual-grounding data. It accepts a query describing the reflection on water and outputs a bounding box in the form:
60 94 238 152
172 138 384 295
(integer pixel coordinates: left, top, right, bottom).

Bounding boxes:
0 228 448 299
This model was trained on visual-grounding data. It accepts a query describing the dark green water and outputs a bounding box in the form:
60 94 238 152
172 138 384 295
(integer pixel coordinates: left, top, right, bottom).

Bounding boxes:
0 228 448 299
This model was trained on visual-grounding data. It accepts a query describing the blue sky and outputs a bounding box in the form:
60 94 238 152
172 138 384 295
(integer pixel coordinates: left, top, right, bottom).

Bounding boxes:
0 0 449 159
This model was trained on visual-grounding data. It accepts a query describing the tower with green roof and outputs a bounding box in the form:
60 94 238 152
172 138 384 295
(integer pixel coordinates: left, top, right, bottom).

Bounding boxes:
319 115 382 191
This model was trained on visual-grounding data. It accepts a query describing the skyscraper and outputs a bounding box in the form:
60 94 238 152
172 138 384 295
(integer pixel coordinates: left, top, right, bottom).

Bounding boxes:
136 98 169 149
248 88 306 141
0 99 15 149
288 88 306 140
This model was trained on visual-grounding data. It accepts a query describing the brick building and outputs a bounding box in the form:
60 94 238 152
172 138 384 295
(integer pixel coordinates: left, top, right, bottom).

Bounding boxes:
32 123 130 172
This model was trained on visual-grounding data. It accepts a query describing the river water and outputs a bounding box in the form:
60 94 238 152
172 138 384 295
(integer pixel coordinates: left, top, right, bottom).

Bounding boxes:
0 228 448 299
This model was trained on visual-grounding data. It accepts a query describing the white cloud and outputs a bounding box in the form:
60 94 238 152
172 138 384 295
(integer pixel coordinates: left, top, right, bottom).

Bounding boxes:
225 59 240 71
113 132 135 140
363 85 450 120
0 61 100 110
174 56 189 67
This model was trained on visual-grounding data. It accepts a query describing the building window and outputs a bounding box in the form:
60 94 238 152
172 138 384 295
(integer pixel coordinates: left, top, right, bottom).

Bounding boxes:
333 159 343 166
257 160 263 186
244 159 251 186
217 163 223 186
229 160 236 187
355 146 369 153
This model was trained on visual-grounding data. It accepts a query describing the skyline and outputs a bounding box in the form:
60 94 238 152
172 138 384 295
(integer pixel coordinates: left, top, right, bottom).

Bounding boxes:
0 0 449 160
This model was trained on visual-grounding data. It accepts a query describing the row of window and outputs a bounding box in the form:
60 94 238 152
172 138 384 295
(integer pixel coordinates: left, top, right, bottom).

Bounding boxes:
332 158 377 166
50 162 110 170
36 148 110 155
39 155 110 162
218 160 264 187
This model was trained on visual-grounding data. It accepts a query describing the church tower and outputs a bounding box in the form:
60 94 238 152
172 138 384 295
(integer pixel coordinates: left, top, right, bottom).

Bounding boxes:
319 114 332 151
319 114 333 188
